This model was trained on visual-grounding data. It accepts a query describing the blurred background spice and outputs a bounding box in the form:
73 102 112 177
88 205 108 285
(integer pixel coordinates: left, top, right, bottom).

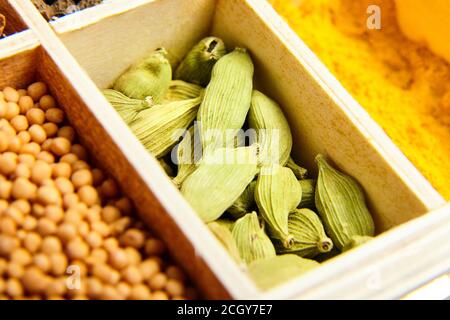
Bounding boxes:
270 0 450 199
32 0 104 20
0 83 197 300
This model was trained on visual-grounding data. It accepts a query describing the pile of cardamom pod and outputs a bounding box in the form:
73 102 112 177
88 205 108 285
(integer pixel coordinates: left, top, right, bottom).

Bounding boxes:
104 37 376 290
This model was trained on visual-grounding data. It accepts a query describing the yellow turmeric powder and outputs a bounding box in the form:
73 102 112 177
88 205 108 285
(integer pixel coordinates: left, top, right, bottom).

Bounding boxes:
270 0 450 199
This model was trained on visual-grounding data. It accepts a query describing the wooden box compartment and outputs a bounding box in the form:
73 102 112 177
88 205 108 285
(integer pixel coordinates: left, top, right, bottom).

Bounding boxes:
0 0 27 36
5 0 450 299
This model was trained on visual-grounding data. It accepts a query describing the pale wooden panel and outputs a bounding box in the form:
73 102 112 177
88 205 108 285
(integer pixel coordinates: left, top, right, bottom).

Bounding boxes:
0 0 28 35
0 31 39 89
211 0 445 231
54 0 217 88
10 0 449 300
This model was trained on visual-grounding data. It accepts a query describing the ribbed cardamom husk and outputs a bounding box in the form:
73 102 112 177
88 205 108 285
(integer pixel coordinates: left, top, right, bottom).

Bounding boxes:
298 179 316 209
277 208 333 258
248 254 319 290
172 125 202 187
315 154 375 250
181 145 258 222
113 48 172 102
342 235 373 252
175 37 227 87
208 221 242 265
130 96 202 158
255 165 302 248
249 91 292 166
102 89 151 125
165 80 204 102
232 212 276 264
197 48 254 151
227 181 256 219
286 157 308 179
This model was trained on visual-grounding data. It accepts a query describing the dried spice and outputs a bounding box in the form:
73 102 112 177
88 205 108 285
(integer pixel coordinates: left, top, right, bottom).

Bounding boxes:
315 154 375 250
114 48 172 103
197 48 254 151
232 212 276 264
255 165 301 248
277 209 333 258
175 37 227 87
249 90 292 166
181 146 258 222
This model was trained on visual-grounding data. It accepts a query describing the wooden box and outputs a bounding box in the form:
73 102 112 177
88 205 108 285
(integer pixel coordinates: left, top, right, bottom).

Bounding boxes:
2 0 449 299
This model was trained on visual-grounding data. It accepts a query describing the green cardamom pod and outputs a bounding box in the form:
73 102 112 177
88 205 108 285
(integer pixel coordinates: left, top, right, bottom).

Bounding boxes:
113 48 172 103
255 165 301 248
248 254 319 290
249 91 292 166
298 179 316 209
172 125 202 188
342 235 373 252
286 157 308 179
130 96 202 158
198 48 254 151
227 181 256 219
277 208 333 258
315 154 375 250
181 145 258 222
175 37 227 86
165 80 204 102
208 221 242 265
232 212 276 264
102 89 151 125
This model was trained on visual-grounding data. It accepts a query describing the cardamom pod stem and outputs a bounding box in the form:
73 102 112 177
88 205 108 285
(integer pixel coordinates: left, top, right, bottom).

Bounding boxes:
208 221 242 265
232 212 276 264
102 89 151 125
249 91 293 166
172 125 202 187
277 208 333 258
286 157 308 179
130 96 202 158
198 48 254 151
165 80 204 102
113 48 172 103
342 235 373 252
298 179 316 209
175 37 227 86
181 145 258 222
315 154 375 250
227 181 257 219
255 165 302 248
248 254 319 290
